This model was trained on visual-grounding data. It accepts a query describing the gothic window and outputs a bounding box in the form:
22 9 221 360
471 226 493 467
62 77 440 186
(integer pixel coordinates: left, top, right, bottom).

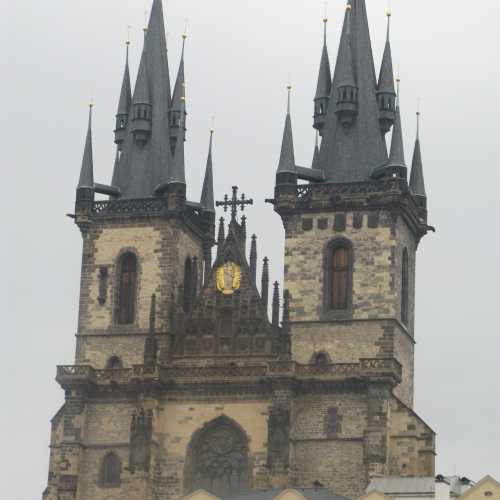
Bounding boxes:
117 252 137 325
101 452 121 487
323 238 353 316
401 248 409 326
312 351 330 366
183 257 193 313
106 356 122 369
184 416 250 497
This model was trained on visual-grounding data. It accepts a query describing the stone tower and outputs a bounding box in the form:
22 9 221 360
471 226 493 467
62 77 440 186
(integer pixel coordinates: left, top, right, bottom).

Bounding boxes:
44 1 435 500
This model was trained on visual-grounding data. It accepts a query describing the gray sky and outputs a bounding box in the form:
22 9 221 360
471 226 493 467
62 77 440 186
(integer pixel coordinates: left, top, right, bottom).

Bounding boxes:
2 1 500 498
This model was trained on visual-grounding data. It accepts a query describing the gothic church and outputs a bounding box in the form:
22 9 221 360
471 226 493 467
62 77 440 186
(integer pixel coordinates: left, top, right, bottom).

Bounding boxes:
44 1 435 499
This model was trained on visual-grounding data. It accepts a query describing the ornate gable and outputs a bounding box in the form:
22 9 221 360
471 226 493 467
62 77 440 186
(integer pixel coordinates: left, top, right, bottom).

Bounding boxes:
173 220 280 358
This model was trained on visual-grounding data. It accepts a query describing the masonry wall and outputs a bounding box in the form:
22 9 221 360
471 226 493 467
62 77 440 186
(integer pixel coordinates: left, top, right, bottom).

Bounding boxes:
75 218 204 367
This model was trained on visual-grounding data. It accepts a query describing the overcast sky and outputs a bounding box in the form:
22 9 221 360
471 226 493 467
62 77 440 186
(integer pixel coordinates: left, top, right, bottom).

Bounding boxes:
2 0 500 498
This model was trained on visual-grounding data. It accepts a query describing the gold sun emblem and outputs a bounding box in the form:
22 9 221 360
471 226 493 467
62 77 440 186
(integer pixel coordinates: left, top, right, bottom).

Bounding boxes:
216 261 241 295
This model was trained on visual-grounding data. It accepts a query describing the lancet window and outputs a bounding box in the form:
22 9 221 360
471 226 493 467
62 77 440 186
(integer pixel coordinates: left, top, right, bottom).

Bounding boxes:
117 252 137 325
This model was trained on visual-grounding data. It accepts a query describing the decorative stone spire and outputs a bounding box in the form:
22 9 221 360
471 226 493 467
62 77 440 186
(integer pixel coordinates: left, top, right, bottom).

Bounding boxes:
250 235 257 283
78 104 94 191
387 79 406 175
318 0 388 182
377 11 396 135
334 4 358 127
272 281 280 328
131 37 152 147
261 257 270 311
169 33 187 154
217 217 225 258
313 16 332 134
200 129 215 213
410 111 427 199
114 40 132 150
276 85 297 183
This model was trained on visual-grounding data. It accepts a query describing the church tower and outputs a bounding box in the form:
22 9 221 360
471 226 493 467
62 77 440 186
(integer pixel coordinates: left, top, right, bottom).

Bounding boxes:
44 1 435 500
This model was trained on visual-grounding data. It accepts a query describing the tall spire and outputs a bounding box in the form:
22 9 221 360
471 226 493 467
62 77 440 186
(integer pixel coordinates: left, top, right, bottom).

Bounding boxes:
167 83 186 186
276 85 296 175
114 40 132 150
377 10 396 134
410 111 426 198
78 104 94 189
169 33 187 154
313 15 332 134
200 129 215 213
318 0 388 182
112 0 173 199
387 78 406 171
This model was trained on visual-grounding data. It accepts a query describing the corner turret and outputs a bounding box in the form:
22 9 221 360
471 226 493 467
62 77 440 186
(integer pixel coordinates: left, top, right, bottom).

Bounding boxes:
313 17 332 135
169 33 187 155
410 111 427 209
114 40 132 150
377 11 396 135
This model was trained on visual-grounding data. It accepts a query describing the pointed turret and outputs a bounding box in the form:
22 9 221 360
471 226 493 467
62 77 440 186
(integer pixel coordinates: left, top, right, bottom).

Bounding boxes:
77 105 94 192
112 0 173 198
318 0 388 182
276 85 297 185
114 41 132 150
335 5 358 127
131 35 152 147
314 17 332 135
200 130 215 213
312 131 320 170
377 11 396 135
410 112 427 201
169 33 187 155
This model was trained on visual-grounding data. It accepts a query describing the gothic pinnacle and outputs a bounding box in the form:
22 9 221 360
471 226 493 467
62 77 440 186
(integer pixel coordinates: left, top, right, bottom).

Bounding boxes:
410 111 426 198
78 104 94 189
200 129 215 213
276 85 296 176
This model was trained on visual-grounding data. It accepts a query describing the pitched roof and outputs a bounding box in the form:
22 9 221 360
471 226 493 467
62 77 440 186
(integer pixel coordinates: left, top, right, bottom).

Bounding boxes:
78 106 94 189
318 0 388 182
224 488 349 500
112 0 173 198
367 477 436 495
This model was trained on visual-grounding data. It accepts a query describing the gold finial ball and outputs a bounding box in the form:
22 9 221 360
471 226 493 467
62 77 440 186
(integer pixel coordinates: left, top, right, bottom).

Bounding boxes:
386 10 392 17
323 17 328 23
346 4 352 12
396 77 401 83
287 84 292 91
182 33 187 40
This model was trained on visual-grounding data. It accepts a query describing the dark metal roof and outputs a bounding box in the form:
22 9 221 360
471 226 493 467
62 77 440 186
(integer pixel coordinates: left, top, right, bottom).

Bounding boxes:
276 99 296 174
78 106 94 189
318 0 388 182
117 43 132 116
112 0 173 198
377 16 396 96
315 21 332 100
388 104 406 168
224 488 350 500
410 136 426 197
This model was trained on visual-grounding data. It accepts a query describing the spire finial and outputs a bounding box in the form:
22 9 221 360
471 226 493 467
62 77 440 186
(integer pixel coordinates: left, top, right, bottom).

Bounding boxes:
287 82 292 115
386 8 392 39
182 19 188 52
346 3 353 35
416 103 421 140
323 2 328 44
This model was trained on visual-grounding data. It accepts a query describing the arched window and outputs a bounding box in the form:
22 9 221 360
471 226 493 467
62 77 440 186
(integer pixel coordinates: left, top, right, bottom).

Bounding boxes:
117 252 137 325
101 452 121 487
401 248 409 326
183 257 193 313
184 416 250 497
323 238 353 316
312 351 330 366
106 356 123 369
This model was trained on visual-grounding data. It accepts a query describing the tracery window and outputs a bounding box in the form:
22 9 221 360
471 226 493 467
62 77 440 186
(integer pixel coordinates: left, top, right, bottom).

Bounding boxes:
117 252 137 325
184 416 250 497
101 452 121 487
401 248 409 326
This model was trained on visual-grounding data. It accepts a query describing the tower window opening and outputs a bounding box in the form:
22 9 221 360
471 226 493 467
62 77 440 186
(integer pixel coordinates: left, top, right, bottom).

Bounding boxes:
401 248 409 326
117 252 137 325
331 246 349 310
101 452 121 487
106 356 123 369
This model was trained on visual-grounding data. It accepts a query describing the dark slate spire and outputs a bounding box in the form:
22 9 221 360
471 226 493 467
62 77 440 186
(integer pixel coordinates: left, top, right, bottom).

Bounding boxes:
114 40 132 150
78 105 94 189
377 11 396 134
319 0 388 182
167 91 186 186
261 257 269 311
169 33 186 155
250 235 257 283
111 148 120 188
200 130 215 213
313 17 332 134
387 79 406 172
112 0 173 198
410 112 426 198
276 86 296 176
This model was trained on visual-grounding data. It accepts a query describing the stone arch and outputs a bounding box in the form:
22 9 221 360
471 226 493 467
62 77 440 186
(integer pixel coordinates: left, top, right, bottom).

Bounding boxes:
183 415 251 497
106 355 123 369
310 351 331 366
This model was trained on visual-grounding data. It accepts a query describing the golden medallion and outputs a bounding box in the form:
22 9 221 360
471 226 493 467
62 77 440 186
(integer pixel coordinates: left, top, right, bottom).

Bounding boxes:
216 261 241 295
